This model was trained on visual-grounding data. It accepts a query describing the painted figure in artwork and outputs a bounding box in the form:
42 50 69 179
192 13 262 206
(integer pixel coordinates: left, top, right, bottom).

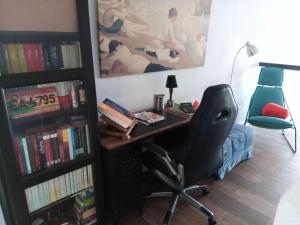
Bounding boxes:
98 0 212 77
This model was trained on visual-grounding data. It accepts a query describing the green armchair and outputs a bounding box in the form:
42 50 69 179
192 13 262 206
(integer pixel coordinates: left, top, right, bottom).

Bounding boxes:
244 67 297 153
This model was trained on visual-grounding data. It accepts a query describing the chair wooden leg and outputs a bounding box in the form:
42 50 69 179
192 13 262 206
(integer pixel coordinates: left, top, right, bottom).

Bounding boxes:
282 128 297 153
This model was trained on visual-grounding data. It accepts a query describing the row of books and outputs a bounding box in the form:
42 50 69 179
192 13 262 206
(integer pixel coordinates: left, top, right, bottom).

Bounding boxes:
0 41 82 76
25 165 94 213
98 98 135 129
14 123 91 176
72 188 96 225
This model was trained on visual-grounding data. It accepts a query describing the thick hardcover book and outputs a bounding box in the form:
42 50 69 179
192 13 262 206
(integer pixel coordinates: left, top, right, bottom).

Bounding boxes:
26 136 36 172
15 137 25 176
99 103 134 127
103 98 134 120
31 135 41 171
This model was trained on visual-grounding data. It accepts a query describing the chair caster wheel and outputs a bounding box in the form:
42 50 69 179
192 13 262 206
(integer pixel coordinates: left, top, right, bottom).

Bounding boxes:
208 217 217 225
202 188 209 196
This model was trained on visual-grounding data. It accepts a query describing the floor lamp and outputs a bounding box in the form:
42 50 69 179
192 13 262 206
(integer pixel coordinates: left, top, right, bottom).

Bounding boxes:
229 41 259 85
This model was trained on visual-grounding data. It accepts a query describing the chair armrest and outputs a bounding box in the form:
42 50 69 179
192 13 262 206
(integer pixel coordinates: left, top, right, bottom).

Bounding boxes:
143 142 168 157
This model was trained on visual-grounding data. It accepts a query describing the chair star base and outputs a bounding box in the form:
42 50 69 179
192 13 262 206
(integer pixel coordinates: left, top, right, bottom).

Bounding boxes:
145 185 217 225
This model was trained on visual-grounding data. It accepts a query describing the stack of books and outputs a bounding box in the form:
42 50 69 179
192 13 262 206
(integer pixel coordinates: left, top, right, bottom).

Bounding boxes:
98 98 135 131
72 188 97 225
133 111 165 125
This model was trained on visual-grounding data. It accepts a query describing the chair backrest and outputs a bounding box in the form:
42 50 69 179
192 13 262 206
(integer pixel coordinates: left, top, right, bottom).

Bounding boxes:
248 67 285 117
175 84 238 184
258 67 284 86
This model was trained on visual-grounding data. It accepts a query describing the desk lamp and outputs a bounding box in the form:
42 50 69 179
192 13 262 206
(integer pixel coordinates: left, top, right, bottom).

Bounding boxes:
229 41 259 85
166 75 178 107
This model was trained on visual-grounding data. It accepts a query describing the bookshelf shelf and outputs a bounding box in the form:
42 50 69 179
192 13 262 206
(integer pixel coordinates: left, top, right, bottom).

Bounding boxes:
0 68 85 88
22 154 94 188
11 107 87 129
0 31 79 43
29 186 91 220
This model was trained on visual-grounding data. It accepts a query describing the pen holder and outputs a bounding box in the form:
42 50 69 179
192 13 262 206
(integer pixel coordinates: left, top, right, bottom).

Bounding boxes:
153 94 165 112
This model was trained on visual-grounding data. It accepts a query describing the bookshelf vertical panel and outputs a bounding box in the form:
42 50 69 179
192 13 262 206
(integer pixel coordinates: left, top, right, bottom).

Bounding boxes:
77 0 105 223
0 90 30 225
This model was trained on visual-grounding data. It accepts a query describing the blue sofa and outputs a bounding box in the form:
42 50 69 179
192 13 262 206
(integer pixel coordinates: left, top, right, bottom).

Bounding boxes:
216 123 253 179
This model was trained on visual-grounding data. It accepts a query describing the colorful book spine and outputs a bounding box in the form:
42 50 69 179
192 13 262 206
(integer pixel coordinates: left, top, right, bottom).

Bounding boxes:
14 138 25 176
31 135 41 171
103 98 134 120
22 137 32 174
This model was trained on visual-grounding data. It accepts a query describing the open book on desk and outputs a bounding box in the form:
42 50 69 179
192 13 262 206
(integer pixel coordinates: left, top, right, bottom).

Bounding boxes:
133 111 165 125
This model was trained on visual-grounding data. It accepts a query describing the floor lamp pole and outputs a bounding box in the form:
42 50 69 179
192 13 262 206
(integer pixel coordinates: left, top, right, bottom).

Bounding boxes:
229 44 247 85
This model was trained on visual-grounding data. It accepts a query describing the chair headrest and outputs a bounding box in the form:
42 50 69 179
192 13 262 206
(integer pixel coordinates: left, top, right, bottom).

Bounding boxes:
258 67 284 86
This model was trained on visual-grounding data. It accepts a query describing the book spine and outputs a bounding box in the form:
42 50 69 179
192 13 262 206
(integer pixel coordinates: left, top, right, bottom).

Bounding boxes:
7 43 21 74
50 131 60 164
41 43 50 70
2 44 12 74
22 137 32 174
19 138 28 174
31 135 41 171
0 44 8 75
85 124 91 154
23 44 36 72
16 43 28 73
57 129 65 163
71 127 76 159
15 137 25 176
26 136 36 172
35 43 46 71
37 134 46 169
103 98 134 120
67 128 74 160
43 133 53 167
62 128 70 161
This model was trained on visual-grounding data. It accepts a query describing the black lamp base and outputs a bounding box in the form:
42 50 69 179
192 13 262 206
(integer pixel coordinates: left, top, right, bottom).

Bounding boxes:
166 99 174 107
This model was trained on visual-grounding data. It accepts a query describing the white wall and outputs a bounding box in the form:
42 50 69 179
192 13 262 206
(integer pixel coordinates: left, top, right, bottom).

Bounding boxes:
89 0 300 123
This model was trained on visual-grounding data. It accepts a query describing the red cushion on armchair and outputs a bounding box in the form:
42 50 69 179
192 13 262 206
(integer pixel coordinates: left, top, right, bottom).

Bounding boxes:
261 103 289 119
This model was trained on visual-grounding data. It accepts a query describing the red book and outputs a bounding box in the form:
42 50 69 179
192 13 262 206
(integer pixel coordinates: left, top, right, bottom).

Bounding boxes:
57 129 65 162
23 44 36 72
34 44 46 71
43 133 53 167
31 135 41 171
15 137 25 176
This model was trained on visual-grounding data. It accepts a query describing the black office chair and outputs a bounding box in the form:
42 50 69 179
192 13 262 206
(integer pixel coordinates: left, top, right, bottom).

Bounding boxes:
143 84 238 225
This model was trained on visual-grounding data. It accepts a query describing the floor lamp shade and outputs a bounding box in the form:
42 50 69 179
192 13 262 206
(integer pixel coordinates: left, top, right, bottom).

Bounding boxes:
229 41 259 85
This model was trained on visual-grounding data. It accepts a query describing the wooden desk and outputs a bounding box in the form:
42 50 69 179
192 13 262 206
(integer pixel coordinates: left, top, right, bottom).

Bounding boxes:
101 111 190 150
100 111 191 224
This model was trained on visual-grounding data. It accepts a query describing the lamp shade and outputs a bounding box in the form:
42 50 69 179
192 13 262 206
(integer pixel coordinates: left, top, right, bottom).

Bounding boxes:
166 75 178 88
246 41 259 57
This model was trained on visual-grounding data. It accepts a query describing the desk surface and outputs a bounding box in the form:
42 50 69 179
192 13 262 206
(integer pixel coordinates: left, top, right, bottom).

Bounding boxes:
100 111 191 150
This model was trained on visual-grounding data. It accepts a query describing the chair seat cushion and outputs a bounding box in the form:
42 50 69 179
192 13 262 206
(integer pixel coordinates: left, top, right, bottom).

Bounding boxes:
248 116 294 129
261 103 289 119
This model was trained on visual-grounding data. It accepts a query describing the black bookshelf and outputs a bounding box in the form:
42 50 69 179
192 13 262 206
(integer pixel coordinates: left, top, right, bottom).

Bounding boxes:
0 1 104 225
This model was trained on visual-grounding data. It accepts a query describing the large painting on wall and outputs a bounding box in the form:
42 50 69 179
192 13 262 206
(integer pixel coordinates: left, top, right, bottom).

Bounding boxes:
98 0 212 77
